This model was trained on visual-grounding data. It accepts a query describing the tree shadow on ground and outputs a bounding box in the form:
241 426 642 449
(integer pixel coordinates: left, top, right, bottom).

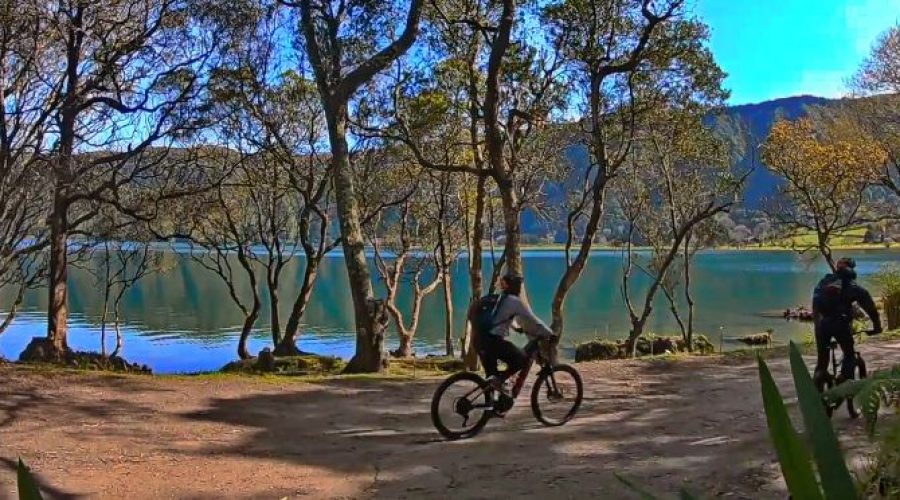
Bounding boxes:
177 360 786 499
0 457 87 499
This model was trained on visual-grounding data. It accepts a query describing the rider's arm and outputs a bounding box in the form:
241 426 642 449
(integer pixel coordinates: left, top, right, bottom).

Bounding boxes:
506 296 554 339
854 285 882 333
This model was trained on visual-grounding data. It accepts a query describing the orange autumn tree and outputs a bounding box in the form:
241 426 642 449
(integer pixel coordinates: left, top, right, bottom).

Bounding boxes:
762 117 888 269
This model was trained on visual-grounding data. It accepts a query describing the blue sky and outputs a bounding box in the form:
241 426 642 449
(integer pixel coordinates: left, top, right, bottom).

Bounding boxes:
696 0 900 104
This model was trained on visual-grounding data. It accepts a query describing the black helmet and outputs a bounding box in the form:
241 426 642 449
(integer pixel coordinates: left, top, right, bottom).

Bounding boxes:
836 257 856 269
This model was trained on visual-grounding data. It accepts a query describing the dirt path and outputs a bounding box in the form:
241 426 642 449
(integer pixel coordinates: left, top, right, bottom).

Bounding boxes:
1 341 899 500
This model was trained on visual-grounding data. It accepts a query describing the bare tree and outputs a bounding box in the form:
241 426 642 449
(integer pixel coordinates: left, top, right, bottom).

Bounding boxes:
618 108 744 355
543 0 727 338
184 167 264 360
0 0 55 336
369 195 443 358
88 212 169 357
849 25 900 203
16 0 219 360
284 0 427 373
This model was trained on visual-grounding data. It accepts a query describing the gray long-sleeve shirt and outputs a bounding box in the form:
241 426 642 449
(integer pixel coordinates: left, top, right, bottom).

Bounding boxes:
489 293 554 339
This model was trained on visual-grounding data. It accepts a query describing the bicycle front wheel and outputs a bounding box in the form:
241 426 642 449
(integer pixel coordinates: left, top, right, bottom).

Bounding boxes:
531 364 583 427
431 372 493 440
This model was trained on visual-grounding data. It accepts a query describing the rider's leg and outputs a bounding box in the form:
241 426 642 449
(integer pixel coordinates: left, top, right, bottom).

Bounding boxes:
478 334 501 380
496 338 527 382
835 323 856 382
813 317 831 385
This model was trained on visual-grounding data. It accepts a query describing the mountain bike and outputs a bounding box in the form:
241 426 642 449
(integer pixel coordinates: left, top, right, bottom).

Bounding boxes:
430 337 583 440
815 331 873 419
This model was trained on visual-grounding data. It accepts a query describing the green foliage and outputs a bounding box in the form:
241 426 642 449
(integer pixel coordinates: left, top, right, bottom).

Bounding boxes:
872 264 900 330
17 459 43 500
861 419 900 498
823 365 900 436
786 343 857 499
871 264 900 296
757 352 824 499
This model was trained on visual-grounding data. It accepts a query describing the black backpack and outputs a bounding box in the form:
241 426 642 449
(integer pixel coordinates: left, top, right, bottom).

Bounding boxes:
813 274 847 317
469 294 507 343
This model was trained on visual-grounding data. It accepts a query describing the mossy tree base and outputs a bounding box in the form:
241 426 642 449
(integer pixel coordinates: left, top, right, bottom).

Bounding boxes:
18 337 152 373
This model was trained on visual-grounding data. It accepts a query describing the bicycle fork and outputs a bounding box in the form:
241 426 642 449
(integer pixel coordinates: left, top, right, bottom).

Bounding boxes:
510 359 534 398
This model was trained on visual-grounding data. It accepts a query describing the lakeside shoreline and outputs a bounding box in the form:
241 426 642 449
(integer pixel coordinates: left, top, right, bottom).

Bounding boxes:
3 329 895 379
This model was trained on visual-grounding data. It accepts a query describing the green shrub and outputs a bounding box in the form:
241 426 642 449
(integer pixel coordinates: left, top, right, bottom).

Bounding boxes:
823 365 900 436
221 354 346 375
574 334 715 362
872 264 900 330
758 342 856 499
575 339 624 361
860 419 900 498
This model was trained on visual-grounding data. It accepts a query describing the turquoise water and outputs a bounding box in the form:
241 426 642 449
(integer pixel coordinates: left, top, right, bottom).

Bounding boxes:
0 248 895 373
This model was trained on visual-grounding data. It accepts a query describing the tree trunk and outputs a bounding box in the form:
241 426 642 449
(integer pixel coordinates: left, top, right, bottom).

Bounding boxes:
276 259 319 356
100 249 111 357
343 299 389 373
442 270 454 357
111 287 127 357
268 273 281 347
469 175 486 298
463 175 487 370
46 187 70 356
393 332 413 358
627 320 646 358
483 0 517 277
500 185 523 276
550 179 610 336
683 235 696 351
238 304 260 360
498 183 523 278
112 309 124 357
324 104 385 373
100 288 109 357
818 230 836 271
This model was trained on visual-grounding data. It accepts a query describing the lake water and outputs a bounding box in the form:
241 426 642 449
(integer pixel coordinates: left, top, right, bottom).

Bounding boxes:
0 247 896 373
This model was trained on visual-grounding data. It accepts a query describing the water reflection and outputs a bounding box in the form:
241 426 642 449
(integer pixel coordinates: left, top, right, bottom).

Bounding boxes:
0 248 894 373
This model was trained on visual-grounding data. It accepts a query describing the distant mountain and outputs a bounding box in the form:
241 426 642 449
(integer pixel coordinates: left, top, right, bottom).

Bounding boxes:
520 95 845 241
708 94 839 208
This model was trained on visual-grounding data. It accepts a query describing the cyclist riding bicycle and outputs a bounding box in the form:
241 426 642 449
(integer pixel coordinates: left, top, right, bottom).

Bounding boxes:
474 274 555 395
812 257 882 385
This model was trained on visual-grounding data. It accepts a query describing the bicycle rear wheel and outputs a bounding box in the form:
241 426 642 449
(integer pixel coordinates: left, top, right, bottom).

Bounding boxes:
531 364 583 427
431 372 493 440
847 354 867 419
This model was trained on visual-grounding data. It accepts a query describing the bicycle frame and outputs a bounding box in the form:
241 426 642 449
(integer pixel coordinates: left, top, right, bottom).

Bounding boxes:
826 331 866 381
460 347 549 403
